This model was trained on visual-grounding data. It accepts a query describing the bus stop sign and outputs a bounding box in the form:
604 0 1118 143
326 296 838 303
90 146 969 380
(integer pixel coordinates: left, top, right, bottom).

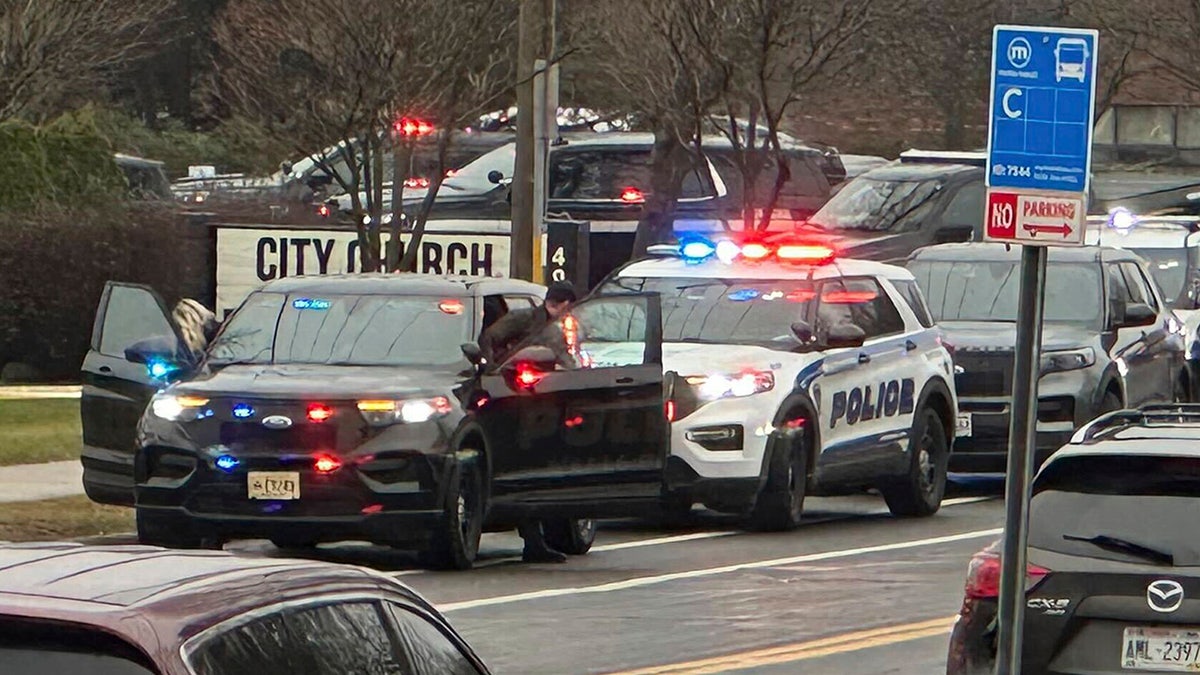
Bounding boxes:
986 25 1098 195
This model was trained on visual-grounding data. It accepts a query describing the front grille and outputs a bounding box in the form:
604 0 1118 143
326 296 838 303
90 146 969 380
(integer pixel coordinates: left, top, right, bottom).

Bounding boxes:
955 350 1015 396
219 422 337 451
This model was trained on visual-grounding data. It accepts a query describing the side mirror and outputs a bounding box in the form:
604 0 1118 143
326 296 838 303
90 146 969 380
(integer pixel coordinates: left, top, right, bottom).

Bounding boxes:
790 321 814 344
824 323 867 349
500 345 558 389
487 170 504 185
125 336 188 378
934 224 974 244
460 342 485 366
280 161 294 175
1117 302 1157 329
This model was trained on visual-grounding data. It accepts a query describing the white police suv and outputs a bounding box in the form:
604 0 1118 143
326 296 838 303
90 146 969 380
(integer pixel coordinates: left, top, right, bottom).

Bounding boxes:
595 235 959 530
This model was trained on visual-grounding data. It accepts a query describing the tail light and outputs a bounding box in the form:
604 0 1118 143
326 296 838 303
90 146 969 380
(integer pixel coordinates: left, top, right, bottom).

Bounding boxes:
665 399 677 422
964 547 1051 599
306 403 334 423
515 364 544 389
313 454 342 473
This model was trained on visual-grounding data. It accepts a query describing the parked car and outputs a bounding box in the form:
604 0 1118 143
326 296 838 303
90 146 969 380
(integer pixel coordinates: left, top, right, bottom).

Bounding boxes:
908 243 1189 473
947 404 1200 674
0 542 490 674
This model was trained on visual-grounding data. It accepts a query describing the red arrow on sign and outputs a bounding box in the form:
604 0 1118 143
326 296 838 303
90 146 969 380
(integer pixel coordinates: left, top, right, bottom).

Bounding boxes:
1022 222 1073 238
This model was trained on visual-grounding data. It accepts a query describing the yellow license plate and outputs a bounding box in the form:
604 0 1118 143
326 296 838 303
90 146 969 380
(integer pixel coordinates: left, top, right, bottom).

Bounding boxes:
247 472 300 500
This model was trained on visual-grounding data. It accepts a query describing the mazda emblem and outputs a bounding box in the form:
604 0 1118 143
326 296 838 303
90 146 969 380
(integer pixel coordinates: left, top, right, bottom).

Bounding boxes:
262 415 293 430
1147 580 1185 613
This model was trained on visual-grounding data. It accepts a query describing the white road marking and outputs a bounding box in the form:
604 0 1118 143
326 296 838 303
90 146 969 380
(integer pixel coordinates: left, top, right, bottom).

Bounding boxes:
389 494 998 579
437 527 1003 613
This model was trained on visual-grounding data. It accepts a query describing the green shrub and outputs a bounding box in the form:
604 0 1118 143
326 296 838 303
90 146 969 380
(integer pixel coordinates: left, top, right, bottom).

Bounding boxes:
0 119 125 212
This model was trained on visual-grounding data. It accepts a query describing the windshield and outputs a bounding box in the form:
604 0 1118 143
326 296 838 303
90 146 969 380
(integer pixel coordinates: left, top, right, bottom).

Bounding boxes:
811 176 942 232
909 260 1103 327
208 293 471 367
597 276 815 346
1029 454 1200 566
1133 248 1189 304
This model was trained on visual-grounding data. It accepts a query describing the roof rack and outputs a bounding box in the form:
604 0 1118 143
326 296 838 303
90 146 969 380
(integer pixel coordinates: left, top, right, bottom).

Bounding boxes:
1073 404 1200 443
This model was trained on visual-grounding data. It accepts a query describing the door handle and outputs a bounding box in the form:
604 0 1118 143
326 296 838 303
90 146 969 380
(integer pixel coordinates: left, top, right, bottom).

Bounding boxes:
615 376 635 384
858 353 871 364
905 340 917 352
99 366 112 374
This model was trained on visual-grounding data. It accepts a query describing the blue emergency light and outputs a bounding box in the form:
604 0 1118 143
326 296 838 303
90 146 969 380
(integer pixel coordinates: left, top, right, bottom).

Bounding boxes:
1107 207 1137 232
215 455 240 472
679 236 717 262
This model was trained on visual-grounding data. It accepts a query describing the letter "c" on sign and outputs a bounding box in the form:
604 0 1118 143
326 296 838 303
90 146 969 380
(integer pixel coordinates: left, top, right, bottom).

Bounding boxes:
1003 88 1023 119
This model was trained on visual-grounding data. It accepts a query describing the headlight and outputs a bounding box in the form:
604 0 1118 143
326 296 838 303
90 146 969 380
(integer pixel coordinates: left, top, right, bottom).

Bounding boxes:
1040 348 1095 374
685 370 774 400
150 395 209 421
357 396 453 426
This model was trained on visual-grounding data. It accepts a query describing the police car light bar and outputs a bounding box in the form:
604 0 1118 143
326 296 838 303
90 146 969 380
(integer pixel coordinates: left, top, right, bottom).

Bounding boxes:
664 235 836 266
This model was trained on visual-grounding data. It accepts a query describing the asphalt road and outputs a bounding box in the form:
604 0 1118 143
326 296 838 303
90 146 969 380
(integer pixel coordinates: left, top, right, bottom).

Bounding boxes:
224 476 1007 675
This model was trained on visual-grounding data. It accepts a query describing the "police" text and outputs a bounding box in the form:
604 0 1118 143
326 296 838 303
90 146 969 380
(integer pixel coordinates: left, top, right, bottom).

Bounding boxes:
830 378 915 428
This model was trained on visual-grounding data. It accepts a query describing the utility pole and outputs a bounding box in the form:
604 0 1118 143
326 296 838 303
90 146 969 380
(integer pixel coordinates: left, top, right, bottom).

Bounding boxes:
511 0 555 282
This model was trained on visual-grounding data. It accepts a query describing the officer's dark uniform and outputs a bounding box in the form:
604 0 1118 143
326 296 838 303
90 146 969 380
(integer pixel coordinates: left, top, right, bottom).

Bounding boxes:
478 282 578 563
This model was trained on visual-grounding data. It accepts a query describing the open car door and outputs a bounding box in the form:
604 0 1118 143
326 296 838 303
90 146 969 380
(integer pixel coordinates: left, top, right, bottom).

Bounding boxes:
477 293 668 519
80 282 187 506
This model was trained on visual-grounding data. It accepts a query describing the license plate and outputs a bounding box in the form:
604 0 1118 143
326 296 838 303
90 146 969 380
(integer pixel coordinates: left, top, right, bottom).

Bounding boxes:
955 413 973 438
247 472 300 500
1123 627 1200 670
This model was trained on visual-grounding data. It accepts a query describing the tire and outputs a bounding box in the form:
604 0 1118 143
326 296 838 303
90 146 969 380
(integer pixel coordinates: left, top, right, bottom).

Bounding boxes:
543 519 597 555
882 409 948 518
136 509 206 549
1174 371 1191 404
1100 390 1122 414
423 453 483 571
749 430 807 531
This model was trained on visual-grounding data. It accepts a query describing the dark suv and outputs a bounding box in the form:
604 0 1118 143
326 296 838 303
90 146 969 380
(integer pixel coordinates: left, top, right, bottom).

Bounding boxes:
805 152 985 264
908 243 1189 473
948 405 1200 674
81 275 673 569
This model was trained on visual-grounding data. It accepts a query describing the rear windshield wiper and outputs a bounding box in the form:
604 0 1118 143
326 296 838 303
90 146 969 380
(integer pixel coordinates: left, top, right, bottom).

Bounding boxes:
1063 533 1175 566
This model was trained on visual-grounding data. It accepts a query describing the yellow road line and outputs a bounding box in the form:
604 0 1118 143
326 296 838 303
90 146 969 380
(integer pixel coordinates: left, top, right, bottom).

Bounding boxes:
606 615 957 675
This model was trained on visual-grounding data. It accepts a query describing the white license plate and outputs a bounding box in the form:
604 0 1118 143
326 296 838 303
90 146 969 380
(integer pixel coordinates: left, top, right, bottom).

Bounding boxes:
955 413 973 438
247 472 300 500
1123 627 1200 670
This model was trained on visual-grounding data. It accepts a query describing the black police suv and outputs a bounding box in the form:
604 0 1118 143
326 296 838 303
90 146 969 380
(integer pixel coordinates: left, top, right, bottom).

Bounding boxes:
948 404 1200 674
81 275 671 569
908 243 1188 473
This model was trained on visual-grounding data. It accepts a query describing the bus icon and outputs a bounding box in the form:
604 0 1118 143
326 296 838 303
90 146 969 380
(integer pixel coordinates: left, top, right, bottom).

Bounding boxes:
1055 38 1089 82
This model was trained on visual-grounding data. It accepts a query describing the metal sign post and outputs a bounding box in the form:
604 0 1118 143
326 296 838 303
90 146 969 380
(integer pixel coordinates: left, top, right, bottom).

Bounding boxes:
984 24 1098 674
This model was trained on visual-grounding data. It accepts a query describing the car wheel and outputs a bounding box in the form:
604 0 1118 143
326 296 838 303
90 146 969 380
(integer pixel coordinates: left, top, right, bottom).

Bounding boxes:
424 453 483 571
882 409 948 518
1174 371 1191 403
748 429 807 531
136 509 205 549
1100 390 1122 414
543 519 597 555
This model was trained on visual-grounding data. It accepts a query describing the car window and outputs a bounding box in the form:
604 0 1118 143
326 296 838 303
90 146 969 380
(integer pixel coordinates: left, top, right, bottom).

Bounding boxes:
208 293 471 367
596 276 817 348
811 176 944 232
549 149 711 201
1132 247 1190 306
1120 261 1160 311
940 182 985 226
190 601 404 675
503 295 537 309
910 260 1104 329
99 285 176 358
1030 454 1200 566
708 152 827 206
816 278 905 340
892 279 935 328
0 619 157 675
385 605 480 675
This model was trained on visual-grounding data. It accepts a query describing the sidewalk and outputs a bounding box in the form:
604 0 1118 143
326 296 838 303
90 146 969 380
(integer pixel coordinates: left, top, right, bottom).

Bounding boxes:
0 385 81 400
0 461 85 503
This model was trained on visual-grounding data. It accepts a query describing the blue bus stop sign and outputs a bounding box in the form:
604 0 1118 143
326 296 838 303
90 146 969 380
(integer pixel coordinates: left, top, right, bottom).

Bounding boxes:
987 25 1099 194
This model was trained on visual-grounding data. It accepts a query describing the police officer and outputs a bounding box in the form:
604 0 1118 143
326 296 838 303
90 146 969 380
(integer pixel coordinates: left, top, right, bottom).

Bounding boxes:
479 281 578 563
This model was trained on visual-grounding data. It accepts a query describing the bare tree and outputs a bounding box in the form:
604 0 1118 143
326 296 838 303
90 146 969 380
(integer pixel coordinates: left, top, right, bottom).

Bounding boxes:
692 0 879 231
0 0 171 121
212 0 516 273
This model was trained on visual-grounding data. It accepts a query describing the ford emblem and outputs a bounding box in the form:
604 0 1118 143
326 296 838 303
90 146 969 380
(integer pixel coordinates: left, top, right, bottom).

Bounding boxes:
262 415 293 430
